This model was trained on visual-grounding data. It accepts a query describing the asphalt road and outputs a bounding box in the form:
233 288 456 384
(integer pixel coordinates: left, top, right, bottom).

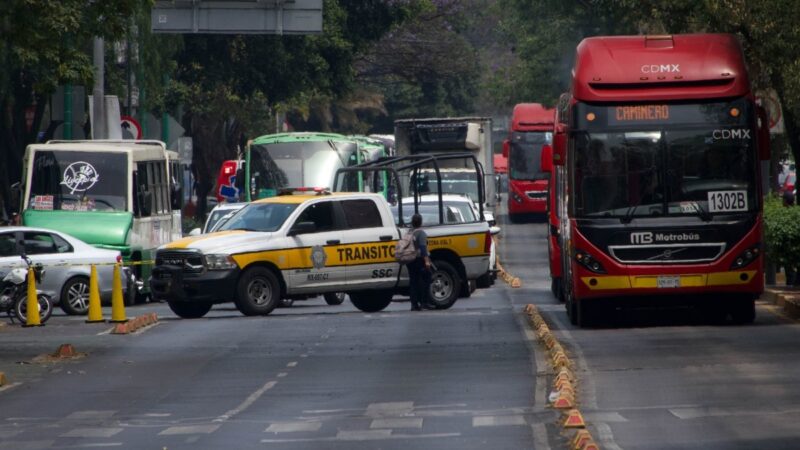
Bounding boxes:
0 215 559 449
4 197 800 449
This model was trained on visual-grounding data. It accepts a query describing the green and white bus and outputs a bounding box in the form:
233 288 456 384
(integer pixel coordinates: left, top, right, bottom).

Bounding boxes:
20 140 183 300
243 132 389 201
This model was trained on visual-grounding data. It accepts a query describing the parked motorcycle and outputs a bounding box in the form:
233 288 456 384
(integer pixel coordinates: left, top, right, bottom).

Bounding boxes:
0 255 53 324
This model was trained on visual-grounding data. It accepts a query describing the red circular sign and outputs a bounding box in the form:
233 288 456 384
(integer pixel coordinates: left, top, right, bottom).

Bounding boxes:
120 115 142 140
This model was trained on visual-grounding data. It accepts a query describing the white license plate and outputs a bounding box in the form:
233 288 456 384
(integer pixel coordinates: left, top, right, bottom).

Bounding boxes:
657 276 680 288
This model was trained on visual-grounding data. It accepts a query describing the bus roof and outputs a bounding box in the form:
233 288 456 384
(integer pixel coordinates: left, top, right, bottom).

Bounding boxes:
26 140 170 161
572 34 750 102
511 104 555 132
250 132 353 145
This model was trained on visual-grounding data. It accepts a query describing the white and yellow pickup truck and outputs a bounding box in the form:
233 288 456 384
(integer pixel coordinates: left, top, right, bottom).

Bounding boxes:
150 191 491 318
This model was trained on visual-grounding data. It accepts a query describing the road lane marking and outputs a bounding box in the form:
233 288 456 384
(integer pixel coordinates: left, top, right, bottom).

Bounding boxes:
287 361 298 368
213 380 277 423
277 372 288 378
260 432 461 443
65 411 116 420
370 418 423 429
265 422 322 433
158 424 220 435
60 428 123 438
472 415 526 426
366 402 414 417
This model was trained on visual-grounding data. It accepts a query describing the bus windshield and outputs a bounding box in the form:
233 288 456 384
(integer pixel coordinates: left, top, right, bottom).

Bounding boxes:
27 150 128 212
572 99 757 218
509 131 552 181
250 141 359 196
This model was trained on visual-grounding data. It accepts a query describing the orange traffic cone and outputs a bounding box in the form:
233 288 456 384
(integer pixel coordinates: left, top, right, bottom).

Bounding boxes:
85 265 105 323
22 267 42 327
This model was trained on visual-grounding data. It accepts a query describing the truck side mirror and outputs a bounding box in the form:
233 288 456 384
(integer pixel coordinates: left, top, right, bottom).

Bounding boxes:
502 139 510 158
757 105 770 161
552 124 566 166
540 144 553 173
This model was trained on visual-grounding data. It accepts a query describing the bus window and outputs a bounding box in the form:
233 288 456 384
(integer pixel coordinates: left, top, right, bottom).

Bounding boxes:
136 162 152 217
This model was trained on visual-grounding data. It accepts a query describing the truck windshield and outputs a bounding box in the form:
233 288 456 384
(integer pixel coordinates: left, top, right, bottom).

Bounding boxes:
509 131 552 181
216 203 298 232
27 150 128 212
413 170 480 204
250 141 359 196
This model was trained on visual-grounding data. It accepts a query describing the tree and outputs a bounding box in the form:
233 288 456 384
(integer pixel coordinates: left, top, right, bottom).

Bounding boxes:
0 0 145 216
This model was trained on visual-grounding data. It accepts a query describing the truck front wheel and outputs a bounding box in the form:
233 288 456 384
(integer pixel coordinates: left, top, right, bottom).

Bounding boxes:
235 267 280 316
429 260 460 310
168 301 212 319
349 290 393 312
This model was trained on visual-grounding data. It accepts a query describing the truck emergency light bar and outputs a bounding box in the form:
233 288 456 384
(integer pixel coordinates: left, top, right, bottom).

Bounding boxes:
333 152 485 226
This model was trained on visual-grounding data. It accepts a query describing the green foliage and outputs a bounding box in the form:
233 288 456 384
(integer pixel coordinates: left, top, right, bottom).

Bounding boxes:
763 194 800 270
181 215 203 236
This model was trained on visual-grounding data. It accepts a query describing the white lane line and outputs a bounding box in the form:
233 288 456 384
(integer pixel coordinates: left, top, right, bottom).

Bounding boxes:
265 421 322 433
472 415 526 427
0 382 22 392
261 432 461 443
65 410 116 420
366 402 414 417
300 354 309 358
213 380 277 423
61 428 123 438
277 372 288 378
159 424 220 435
287 361 298 368
52 444 123 448
370 418 423 429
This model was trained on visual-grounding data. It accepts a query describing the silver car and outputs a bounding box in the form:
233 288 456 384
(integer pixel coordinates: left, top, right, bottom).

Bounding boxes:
0 227 131 315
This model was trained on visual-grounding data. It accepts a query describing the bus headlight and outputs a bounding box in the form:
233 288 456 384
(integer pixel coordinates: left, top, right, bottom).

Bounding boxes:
512 191 524 203
575 249 606 274
205 254 237 270
730 245 760 270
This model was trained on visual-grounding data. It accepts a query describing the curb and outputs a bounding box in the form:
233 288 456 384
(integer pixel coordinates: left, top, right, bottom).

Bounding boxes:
111 313 159 335
524 304 601 448
762 287 800 320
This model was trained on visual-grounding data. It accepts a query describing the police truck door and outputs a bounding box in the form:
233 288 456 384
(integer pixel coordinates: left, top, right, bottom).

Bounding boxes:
286 199 346 292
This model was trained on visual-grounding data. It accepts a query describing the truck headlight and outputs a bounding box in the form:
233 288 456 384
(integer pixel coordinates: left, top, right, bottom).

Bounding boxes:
205 254 237 270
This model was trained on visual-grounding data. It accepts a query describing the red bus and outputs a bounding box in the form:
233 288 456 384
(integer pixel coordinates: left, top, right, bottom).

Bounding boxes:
552 34 770 326
504 103 555 222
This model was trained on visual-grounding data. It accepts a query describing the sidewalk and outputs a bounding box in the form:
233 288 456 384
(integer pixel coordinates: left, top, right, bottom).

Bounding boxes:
762 272 800 320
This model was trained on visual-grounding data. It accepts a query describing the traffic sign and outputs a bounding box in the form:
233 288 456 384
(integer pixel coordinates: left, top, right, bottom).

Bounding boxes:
120 115 142 140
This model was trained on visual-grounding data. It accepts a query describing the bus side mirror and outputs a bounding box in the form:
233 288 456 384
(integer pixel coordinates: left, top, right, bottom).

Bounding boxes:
757 105 770 161
9 181 21 215
502 139 510 158
552 124 566 166
541 144 553 173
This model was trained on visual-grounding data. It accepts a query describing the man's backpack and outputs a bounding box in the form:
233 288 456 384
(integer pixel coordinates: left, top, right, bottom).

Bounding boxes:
395 230 419 264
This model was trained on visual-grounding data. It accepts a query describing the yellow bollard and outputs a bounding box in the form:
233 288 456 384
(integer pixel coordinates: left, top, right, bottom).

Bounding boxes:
23 267 42 327
110 263 128 323
85 265 105 323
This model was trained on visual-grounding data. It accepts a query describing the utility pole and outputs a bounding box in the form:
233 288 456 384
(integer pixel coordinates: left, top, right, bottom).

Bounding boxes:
92 37 106 139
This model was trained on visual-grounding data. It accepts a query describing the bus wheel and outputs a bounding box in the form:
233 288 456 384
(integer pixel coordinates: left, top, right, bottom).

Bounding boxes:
566 296 578 325
551 277 564 302
350 290 393 312
324 292 346 305
235 267 280 316
430 260 460 310
168 301 212 319
730 298 756 324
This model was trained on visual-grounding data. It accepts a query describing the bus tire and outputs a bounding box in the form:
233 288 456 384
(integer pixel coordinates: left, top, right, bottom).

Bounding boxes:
430 260 460 310
551 277 564 302
235 267 280 316
59 276 90 315
324 292 346 305
350 290 393 312
730 298 755 324
566 296 578 325
168 301 212 319
508 213 521 224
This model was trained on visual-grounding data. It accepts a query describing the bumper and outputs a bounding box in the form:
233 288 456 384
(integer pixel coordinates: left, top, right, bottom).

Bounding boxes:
150 265 239 303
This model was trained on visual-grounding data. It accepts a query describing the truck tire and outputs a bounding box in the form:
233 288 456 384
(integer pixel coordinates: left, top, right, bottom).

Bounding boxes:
324 292 346 305
168 301 212 318
60 276 90 315
235 267 280 316
429 260 460 310
349 290 393 312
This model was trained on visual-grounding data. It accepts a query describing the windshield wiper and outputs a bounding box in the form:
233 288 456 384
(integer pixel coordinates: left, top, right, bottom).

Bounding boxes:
691 201 713 222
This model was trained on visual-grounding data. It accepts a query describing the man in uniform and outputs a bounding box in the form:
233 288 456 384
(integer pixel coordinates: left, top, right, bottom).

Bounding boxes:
408 213 433 311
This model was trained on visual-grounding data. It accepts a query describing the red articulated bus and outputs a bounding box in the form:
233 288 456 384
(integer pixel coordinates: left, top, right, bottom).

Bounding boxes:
552 34 770 327
504 103 555 222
